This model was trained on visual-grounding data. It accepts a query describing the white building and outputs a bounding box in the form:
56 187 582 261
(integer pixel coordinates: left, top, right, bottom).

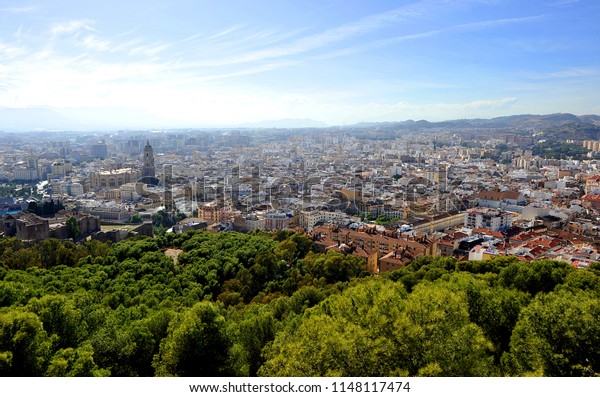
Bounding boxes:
464 207 513 231
298 210 358 230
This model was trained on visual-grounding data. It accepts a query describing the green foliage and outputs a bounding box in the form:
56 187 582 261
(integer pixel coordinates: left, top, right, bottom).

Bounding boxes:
66 216 80 240
532 140 589 160
128 214 142 224
444 274 531 363
260 279 495 376
152 210 175 229
498 260 573 295
153 302 230 376
227 304 277 376
46 342 109 376
0 310 52 376
506 290 600 376
26 295 87 349
0 229 598 377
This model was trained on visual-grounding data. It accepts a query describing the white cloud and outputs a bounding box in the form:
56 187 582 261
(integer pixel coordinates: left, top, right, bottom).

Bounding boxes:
526 67 600 79
0 0 594 127
0 6 38 14
185 0 438 67
0 41 25 58
50 19 96 35
129 43 172 57
82 36 111 51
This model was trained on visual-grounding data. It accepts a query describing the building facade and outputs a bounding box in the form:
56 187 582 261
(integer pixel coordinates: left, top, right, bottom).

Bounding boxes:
89 168 142 190
464 207 513 231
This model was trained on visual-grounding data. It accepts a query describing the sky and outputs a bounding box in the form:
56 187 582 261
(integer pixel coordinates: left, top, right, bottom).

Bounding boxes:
0 0 599 128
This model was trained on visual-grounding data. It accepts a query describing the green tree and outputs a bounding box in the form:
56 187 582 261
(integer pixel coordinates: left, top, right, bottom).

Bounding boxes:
66 216 80 240
26 295 87 349
260 279 494 376
0 310 52 376
153 302 231 376
498 259 572 295
129 214 142 224
228 306 277 376
46 342 109 376
506 290 600 376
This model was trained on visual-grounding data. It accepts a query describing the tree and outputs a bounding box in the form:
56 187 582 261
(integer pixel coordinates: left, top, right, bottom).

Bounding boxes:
506 290 600 376
443 274 531 363
153 302 231 376
66 216 80 240
0 310 52 376
129 214 142 224
46 342 109 376
260 279 494 376
498 259 572 295
26 295 87 349
228 307 277 376
38 239 64 269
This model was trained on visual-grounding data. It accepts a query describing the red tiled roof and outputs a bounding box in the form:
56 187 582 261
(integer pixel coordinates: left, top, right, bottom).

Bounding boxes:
582 194 600 202
475 190 520 200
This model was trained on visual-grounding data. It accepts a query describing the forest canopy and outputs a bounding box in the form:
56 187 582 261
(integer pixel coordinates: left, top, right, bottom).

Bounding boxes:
1 230 599 377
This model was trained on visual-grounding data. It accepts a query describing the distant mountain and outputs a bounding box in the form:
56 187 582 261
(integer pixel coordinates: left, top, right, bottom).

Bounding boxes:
1 107 598 134
345 113 600 132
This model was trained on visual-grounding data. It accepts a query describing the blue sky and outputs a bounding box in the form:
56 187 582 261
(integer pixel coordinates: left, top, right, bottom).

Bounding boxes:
0 0 599 127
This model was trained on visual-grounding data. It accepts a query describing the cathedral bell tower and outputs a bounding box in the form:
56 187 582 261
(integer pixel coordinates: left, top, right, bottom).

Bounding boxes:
142 140 155 179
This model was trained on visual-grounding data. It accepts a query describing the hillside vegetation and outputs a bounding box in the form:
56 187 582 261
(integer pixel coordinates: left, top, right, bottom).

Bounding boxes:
1 231 599 377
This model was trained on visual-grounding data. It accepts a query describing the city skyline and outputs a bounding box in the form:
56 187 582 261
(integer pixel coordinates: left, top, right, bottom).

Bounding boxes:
1 0 599 129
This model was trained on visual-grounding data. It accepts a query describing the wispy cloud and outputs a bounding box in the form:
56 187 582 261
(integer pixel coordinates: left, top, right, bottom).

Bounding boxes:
525 67 600 80
0 0 595 125
0 41 25 58
0 6 38 14
309 14 545 61
207 25 246 40
110 38 144 53
188 1 437 67
50 19 96 35
129 42 172 57
547 0 580 7
452 14 547 30
81 36 111 52
179 1 544 69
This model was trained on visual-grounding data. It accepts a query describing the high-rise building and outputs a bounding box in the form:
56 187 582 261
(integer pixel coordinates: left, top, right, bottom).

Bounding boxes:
91 141 108 159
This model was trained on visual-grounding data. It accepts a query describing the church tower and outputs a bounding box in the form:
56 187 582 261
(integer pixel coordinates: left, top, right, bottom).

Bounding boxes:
142 140 155 179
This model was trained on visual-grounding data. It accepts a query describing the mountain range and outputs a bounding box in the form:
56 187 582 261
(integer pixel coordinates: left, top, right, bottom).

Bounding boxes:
1 107 599 133
349 113 600 130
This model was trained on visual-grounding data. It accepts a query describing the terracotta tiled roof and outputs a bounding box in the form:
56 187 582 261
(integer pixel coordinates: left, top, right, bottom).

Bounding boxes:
582 194 600 202
475 190 520 200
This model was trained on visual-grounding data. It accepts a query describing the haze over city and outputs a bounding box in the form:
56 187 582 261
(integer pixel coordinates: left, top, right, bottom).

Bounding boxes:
1 0 599 129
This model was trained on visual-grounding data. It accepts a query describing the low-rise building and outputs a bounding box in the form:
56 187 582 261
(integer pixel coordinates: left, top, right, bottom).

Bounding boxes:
265 209 294 230
298 210 358 230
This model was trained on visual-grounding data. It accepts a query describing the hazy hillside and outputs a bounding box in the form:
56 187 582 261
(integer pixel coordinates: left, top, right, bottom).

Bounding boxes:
2 107 598 133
